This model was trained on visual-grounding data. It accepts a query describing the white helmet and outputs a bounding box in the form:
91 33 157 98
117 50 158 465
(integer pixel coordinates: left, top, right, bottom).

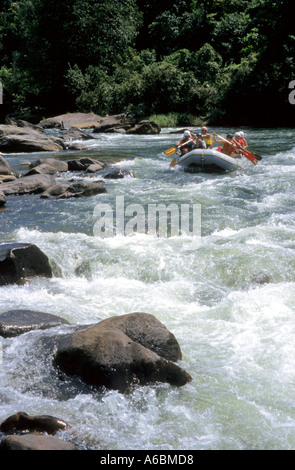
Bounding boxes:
240 131 245 137
183 130 191 136
234 132 241 137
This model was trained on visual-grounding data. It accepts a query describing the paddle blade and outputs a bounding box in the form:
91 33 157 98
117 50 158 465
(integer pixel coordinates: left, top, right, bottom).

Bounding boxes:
233 138 261 164
164 147 176 156
252 152 262 161
243 150 259 165
169 157 177 167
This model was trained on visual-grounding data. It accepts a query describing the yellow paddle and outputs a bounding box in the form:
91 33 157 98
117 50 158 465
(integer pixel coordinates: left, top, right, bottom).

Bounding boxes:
169 156 178 167
164 137 195 157
164 147 177 157
165 139 194 167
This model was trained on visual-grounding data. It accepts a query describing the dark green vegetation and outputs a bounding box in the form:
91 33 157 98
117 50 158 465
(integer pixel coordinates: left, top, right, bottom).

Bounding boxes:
0 0 294 125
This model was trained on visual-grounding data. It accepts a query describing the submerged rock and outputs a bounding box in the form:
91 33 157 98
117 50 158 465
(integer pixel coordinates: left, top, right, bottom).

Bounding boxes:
0 310 69 338
102 169 134 179
0 412 70 434
40 182 107 199
53 312 192 392
0 243 52 286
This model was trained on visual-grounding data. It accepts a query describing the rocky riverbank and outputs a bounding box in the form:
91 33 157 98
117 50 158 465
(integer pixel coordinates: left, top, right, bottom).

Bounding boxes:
0 112 154 208
0 112 161 153
0 153 135 208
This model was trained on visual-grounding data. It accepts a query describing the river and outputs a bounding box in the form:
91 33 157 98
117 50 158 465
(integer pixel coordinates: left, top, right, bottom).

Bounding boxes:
1 126 295 450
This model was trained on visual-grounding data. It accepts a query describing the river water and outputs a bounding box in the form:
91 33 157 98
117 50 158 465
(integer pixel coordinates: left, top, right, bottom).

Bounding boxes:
0 127 295 450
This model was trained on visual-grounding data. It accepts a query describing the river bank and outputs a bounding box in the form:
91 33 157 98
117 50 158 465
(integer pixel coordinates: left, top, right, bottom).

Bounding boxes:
0 112 161 154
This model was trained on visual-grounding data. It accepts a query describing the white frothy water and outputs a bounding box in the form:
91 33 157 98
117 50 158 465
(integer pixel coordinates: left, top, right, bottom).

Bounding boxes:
1 128 295 449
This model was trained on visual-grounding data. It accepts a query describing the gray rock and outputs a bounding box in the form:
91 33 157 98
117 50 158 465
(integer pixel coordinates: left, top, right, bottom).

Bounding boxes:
63 126 98 140
0 310 69 338
0 174 17 184
0 125 65 152
102 169 134 179
25 163 56 176
0 154 11 175
29 158 69 172
40 182 107 199
126 120 161 135
66 142 88 151
0 243 52 286
0 190 5 207
39 112 103 130
0 433 77 450
0 174 56 195
67 157 107 172
85 162 104 173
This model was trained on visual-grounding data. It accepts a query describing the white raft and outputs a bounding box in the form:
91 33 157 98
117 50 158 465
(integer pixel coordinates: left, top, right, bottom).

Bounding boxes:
175 148 248 172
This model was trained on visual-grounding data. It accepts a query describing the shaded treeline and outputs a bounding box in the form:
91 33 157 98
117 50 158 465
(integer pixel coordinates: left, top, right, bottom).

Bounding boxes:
0 0 294 125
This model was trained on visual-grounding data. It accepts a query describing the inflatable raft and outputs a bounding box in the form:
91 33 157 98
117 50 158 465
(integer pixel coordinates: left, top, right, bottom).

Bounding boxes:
175 148 248 172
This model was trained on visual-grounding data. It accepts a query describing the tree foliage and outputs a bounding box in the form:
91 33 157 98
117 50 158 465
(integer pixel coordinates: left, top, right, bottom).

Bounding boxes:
0 0 294 125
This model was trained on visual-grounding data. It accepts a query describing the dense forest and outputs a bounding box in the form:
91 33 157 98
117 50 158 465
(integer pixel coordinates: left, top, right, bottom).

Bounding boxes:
0 0 294 126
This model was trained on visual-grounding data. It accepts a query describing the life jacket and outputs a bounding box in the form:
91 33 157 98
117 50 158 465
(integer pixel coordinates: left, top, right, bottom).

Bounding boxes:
203 135 213 147
196 140 206 149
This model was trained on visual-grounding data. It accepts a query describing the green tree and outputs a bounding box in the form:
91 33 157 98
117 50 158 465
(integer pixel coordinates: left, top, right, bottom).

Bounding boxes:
0 0 141 114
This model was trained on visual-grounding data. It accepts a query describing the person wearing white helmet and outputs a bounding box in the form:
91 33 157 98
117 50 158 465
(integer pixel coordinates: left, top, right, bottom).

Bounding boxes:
234 131 248 149
175 129 194 155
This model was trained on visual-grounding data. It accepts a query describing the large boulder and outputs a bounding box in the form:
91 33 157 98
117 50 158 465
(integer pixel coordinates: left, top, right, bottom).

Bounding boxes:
40 182 107 199
126 120 161 135
97 313 182 361
53 312 192 392
0 154 11 175
0 310 69 338
0 125 65 152
25 163 57 176
39 112 103 129
28 158 69 172
67 157 107 172
0 174 56 195
0 243 52 286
